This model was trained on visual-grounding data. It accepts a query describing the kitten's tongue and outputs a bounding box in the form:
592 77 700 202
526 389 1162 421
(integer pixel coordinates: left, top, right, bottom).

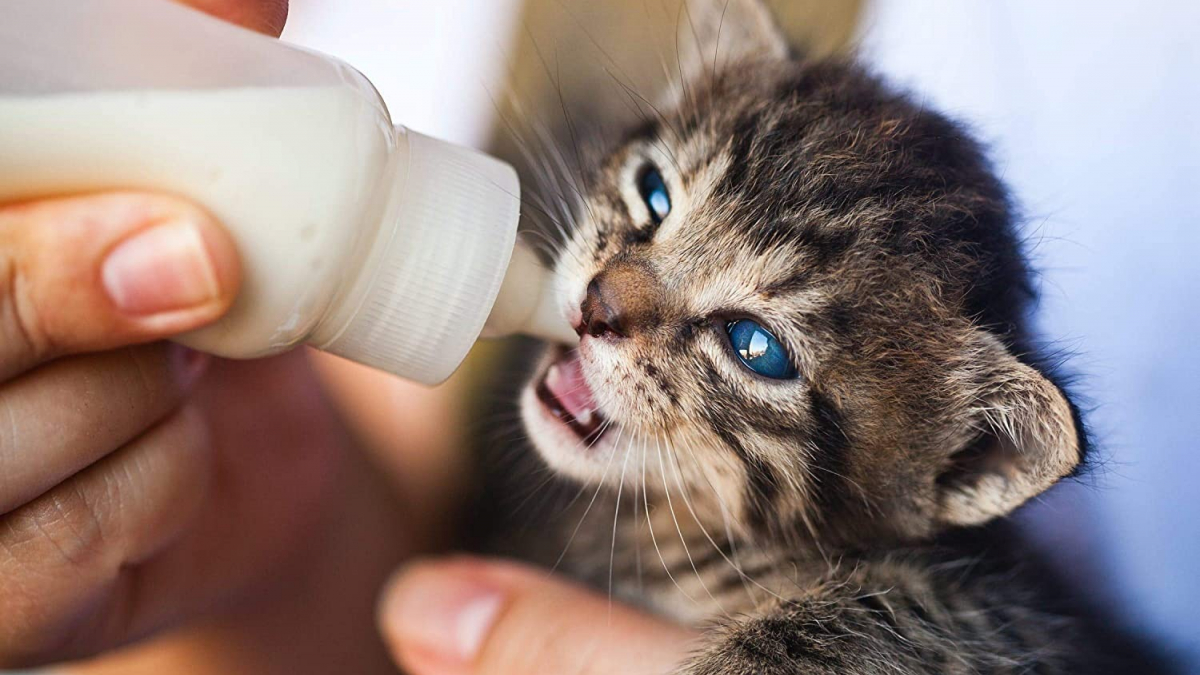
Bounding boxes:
543 351 598 427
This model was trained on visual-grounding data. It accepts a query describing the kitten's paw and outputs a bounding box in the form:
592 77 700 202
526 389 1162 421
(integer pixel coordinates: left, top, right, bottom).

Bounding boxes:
671 612 848 675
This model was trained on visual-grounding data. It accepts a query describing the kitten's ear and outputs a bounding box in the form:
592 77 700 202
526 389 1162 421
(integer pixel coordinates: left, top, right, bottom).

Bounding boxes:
677 0 790 80
935 335 1084 527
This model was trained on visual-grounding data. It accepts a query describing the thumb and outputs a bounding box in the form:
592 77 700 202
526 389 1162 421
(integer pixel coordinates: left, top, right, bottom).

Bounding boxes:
378 557 698 675
0 192 240 378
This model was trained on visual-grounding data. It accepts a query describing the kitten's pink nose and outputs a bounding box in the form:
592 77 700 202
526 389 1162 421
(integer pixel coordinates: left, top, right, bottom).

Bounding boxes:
578 261 661 339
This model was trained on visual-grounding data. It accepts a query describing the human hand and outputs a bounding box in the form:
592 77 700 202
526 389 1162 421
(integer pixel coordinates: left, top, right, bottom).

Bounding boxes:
3 5 452 672
0 190 371 672
0 194 242 663
378 557 699 675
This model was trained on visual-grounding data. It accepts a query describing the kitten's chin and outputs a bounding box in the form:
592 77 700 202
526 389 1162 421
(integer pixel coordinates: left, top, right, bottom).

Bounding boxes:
521 346 619 482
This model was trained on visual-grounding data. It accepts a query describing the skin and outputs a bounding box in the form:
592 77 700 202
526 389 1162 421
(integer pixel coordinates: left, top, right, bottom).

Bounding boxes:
0 1 695 673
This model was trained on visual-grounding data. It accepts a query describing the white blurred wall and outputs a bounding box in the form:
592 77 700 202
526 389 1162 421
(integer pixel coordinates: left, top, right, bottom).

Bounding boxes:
282 0 523 149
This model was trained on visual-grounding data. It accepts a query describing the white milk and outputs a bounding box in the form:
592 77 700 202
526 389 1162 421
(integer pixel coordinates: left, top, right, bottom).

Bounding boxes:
2 0 574 384
0 86 393 356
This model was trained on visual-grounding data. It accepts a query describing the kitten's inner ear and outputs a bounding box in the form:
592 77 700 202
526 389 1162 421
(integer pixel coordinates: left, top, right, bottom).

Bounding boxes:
935 336 1083 527
677 0 790 81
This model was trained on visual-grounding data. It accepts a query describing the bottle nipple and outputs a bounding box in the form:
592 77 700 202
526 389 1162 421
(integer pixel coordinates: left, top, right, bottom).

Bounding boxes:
484 239 578 344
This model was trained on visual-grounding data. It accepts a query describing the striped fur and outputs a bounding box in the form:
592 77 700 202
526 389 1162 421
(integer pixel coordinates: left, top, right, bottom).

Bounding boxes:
474 1 1174 672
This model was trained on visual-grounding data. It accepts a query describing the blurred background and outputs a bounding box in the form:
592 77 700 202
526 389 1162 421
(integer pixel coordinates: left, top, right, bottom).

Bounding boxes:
284 0 1199 668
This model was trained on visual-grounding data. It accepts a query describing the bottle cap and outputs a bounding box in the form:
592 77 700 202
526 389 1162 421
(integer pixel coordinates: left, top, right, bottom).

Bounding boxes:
320 129 522 384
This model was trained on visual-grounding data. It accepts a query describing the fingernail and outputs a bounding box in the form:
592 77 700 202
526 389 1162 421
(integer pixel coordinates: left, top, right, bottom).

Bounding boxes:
102 220 220 316
167 344 210 389
381 568 504 665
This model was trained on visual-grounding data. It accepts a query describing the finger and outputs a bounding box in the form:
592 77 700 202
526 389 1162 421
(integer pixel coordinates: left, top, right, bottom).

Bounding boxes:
0 404 214 668
0 192 240 380
174 0 289 36
378 557 698 675
0 344 206 514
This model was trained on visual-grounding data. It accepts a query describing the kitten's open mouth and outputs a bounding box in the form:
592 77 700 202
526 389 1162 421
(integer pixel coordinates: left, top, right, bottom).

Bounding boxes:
535 348 609 442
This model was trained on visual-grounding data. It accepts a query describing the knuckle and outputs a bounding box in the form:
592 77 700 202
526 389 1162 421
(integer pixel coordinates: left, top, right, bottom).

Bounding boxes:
0 404 208 667
0 254 51 369
0 481 129 664
12 482 111 572
0 496 110 668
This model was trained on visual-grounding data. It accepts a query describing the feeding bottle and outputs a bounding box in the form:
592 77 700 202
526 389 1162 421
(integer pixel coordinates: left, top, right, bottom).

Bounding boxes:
0 0 574 384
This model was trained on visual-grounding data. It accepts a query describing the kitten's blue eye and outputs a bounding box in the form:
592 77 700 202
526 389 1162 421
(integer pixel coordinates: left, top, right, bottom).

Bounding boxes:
726 319 797 379
637 165 671 224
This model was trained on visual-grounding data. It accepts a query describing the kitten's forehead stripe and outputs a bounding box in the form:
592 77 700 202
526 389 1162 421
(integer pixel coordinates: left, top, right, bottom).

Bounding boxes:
626 117 661 145
813 300 860 344
597 190 631 225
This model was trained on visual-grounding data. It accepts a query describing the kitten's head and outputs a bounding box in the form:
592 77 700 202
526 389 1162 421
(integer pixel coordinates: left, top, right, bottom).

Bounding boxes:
521 0 1084 547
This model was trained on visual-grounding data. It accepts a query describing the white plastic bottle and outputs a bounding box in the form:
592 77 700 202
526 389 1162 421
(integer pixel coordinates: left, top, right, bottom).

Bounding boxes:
0 0 573 384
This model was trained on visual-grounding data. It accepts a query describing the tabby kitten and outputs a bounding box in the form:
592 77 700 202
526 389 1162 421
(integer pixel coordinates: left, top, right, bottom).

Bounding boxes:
476 1 1172 672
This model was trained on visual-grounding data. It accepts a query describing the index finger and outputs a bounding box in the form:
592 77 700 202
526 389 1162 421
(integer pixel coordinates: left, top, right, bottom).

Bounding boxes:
0 192 240 380
173 0 289 36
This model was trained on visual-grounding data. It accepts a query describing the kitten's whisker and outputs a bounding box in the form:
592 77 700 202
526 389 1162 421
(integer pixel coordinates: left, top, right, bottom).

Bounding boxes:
548 419 618 523
686 442 763 597
608 429 635 621
509 412 616 527
663 436 758 602
675 432 807 599
512 104 578 207
600 69 687 153
490 90 590 274
710 0 733 95
518 189 567 232
595 66 688 178
488 87 577 233
550 421 623 575
516 228 574 268
671 1 697 114
642 431 697 604
511 155 581 265
516 148 578 246
506 469 562 520
522 157 577 240
632 439 645 594
673 1 708 156
523 31 601 233
524 117 591 243
549 0 678 148
664 434 787 604
654 432 724 611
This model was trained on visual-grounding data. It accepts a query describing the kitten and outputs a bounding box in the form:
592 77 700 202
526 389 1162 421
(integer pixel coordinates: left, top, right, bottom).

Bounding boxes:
473 1 1175 672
